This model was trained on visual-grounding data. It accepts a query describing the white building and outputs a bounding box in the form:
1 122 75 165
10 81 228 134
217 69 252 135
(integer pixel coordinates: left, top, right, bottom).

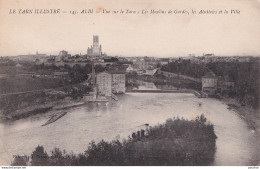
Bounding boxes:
202 72 218 95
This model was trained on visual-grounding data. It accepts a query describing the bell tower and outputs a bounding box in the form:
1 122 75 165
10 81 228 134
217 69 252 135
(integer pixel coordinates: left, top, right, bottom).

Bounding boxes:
92 35 100 55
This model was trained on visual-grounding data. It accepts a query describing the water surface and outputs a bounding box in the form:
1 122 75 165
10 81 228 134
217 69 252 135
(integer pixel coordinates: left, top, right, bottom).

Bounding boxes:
0 93 257 165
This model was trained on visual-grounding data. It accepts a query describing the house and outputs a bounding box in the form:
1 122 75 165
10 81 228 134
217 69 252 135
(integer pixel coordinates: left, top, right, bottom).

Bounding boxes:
201 72 218 95
96 72 112 96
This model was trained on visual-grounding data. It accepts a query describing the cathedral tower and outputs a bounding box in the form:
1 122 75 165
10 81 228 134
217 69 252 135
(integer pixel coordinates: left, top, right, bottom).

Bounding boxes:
92 35 100 55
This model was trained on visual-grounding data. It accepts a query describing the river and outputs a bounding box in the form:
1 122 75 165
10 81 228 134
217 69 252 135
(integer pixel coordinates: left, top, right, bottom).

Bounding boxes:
0 93 258 165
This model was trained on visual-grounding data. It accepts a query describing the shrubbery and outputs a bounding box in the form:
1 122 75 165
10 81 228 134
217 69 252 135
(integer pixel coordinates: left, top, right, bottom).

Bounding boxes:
12 115 217 166
161 60 208 78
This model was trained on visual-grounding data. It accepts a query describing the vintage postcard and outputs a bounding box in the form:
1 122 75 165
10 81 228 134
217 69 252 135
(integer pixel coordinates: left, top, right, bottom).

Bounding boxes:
0 0 259 167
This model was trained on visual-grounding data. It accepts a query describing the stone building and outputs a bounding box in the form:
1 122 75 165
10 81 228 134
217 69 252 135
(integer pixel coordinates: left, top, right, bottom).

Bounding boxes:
96 71 126 96
201 72 218 95
96 72 112 96
112 73 126 94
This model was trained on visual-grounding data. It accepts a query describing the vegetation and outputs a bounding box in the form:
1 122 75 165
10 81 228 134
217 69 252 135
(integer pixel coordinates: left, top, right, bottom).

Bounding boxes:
161 59 259 109
0 63 91 118
207 61 259 109
0 76 69 95
125 71 201 91
125 72 139 90
9 107 53 120
12 115 217 166
161 60 209 78
149 74 201 90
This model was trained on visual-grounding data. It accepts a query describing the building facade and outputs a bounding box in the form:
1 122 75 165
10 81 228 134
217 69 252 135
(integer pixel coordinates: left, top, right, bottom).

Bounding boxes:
201 72 218 94
96 72 112 96
112 73 126 94
96 71 126 96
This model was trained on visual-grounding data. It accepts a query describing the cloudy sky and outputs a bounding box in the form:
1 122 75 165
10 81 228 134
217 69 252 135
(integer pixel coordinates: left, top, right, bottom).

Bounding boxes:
0 0 260 57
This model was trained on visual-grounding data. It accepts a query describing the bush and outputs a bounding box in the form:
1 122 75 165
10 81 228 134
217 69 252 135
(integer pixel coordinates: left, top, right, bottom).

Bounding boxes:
31 145 49 166
13 115 217 166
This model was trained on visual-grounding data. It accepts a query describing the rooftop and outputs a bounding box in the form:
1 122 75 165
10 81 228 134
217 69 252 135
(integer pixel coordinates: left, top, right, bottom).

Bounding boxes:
202 72 217 79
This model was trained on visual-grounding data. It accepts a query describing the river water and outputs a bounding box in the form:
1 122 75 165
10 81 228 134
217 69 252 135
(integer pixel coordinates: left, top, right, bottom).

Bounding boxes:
0 93 258 165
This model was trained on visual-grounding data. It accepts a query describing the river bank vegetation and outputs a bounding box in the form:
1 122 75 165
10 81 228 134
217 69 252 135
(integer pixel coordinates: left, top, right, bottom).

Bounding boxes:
12 115 217 166
161 60 259 109
207 61 259 109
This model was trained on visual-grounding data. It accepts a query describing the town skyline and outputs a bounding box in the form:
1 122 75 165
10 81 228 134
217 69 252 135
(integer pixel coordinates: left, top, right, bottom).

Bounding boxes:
1 0 260 57
1 34 260 58
2 48 260 58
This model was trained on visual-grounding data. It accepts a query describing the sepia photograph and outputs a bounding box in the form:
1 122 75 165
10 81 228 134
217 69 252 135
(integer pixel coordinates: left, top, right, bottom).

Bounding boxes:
0 0 259 167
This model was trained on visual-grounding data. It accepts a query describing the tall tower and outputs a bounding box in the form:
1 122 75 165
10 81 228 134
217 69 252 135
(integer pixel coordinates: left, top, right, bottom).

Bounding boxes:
92 35 100 55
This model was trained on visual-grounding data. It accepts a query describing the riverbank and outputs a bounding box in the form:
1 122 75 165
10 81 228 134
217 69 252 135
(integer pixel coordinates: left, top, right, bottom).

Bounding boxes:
0 96 85 122
219 96 259 132
0 92 256 166
218 96 260 165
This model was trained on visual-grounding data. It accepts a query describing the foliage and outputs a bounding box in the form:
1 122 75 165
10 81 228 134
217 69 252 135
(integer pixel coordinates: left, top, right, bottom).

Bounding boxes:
0 76 70 95
94 64 106 73
68 64 88 83
207 61 259 108
13 115 217 166
161 60 209 78
31 145 49 166
11 155 29 166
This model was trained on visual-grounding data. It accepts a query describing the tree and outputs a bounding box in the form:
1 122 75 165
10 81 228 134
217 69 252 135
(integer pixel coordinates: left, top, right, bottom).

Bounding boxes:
69 64 87 83
31 145 49 166
12 155 28 166
195 114 207 124
94 64 105 73
49 148 67 166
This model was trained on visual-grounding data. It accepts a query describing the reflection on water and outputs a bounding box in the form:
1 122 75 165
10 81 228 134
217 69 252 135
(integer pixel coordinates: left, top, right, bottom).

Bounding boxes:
0 93 258 165
135 80 178 90
136 81 159 90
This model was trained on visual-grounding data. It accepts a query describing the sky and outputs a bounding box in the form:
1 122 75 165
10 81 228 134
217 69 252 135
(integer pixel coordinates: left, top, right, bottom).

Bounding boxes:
0 0 260 57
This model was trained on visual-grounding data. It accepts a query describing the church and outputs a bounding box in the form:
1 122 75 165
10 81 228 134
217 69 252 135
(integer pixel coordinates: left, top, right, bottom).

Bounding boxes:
87 35 102 57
